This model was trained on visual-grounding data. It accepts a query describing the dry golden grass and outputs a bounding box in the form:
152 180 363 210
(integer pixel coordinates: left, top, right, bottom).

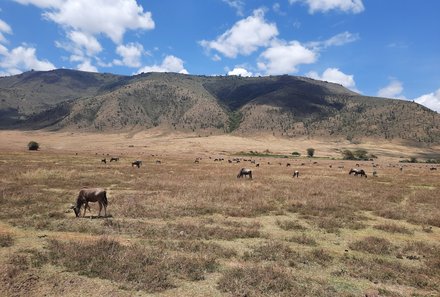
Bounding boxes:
0 131 439 296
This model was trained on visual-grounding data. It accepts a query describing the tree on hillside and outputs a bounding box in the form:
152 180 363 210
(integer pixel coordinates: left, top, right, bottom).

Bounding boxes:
307 148 315 158
342 150 355 160
28 141 39 151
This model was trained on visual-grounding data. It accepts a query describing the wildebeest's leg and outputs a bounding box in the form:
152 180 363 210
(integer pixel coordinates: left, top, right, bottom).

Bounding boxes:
249 172 252 179
83 202 88 217
98 202 102 217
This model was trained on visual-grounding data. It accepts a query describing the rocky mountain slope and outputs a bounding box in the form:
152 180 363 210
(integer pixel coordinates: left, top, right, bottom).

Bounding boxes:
0 69 439 143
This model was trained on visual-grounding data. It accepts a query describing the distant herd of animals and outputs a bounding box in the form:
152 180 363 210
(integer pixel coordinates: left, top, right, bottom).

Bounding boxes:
70 155 438 218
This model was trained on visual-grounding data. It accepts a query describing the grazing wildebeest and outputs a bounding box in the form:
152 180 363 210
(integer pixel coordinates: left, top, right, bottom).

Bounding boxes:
286 163 291 167
101 158 106 164
256 163 260 167
71 188 108 218
110 157 119 162
293 170 299 178
349 168 367 178
132 160 142 168
430 167 438 171
194 159 200 163
237 168 252 179
156 160 161 164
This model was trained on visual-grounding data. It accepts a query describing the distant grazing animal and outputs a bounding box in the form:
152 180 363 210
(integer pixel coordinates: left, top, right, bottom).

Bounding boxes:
293 170 299 178
101 158 106 164
194 159 200 163
156 160 161 164
286 163 291 167
110 157 119 162
256 163 260 167
430 167 437 171
71 188 108 218
349 168 367 178
329 165 332 168
237 168 252 179
132 160 142 168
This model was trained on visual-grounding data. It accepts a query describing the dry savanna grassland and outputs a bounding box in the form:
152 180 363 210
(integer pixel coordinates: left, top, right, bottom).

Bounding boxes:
0 131 439 297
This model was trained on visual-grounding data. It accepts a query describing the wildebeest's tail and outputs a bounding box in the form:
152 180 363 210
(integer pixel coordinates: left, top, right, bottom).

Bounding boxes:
102 191 108 207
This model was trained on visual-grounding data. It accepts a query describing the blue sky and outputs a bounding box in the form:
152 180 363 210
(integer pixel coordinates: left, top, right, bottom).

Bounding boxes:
0 0 439 111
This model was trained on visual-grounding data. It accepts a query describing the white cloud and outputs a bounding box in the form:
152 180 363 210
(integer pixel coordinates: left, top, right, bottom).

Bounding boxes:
377 79 405 99
0 19 12 43
68 31 102 56
137 55 188 74
289 0 365 14
0 45 55 75
307 68 359 92
228 67 253 77
15 0 154 44
323 31 359 47
200 9 278 58
307 31 359 50
76 59 98 72
257 40 316 75
414 89 440 112
222 0 245 16
14 0 154 72
114 43 144 68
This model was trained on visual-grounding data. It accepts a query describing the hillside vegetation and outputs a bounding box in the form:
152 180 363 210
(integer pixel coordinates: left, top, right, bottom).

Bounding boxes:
0 70 439 143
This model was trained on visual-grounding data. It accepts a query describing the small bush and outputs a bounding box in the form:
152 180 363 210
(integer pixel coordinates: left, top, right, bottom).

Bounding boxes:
374 223 413 235
288 233 317 246
217 265 295 296
307 148 315 157
349 236 396 255
0 234 14 247
27 141 39 151
291 151 301 157
243 241 298 262
276 219 306 231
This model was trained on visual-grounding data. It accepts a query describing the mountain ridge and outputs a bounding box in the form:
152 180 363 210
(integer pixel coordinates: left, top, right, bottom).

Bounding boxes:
0 69 439 144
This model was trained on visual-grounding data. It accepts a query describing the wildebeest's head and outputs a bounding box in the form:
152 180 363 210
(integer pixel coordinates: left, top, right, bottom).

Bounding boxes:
70 205 80 217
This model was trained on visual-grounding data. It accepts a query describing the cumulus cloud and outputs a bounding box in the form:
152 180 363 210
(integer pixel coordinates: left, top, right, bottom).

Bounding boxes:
76 59 98 72
0 19 12 43
307 68 359 92
414 89 440 112
377 79 405 99
68 31 102 56
14 0 154 71
114 43 144 68
0 45 55 75
289 0 365 14
227 67 253 77
200 9 278 58
257 40 316 75
137 55 188 74
15 0 154 43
